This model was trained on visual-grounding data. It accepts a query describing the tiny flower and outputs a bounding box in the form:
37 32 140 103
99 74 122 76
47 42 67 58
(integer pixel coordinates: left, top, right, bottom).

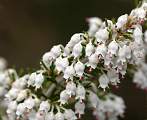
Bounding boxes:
85 41 95 56
24 97 35 110
72 42 83 58
63 64 75 80
63 46 71 57
76 84 86 101
39 101 50 113
133 26 143 45
45 111 55 120
108 40 119 56
55 57 69 72
74 61 85 77
96 44 107 58
107 70 120 85
16 90 28 102
66 81 77 97
42 52 53 67
98 74 109 91
7 101 17 114
87 53 99 69
34 73 44 90
95 28 109 43
88 91 99 108
59 90 69 105
116 14 128 29
144 30 147 43
50 45 62 59
0 57 7 71
75 100 85 118
28 72 37 87
67 33 83 48
55 111 64 120
64 109 77 120
16 103 26 116
5 88 20 100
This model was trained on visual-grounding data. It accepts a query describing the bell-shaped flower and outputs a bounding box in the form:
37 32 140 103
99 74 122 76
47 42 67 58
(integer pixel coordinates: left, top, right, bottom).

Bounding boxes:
59 90 70 105
16 103 26 116
16 90 28 102
24 97 35 110
55 111 64 120
116 14 128 29
108 40 119 56
95 28 109 43
28 72 37 87
67 33 83 48
42 52 53 67
34 73 44 90
88 91 99 108
133 26 143 45
96 44 107 58
39 101 50 113
75 100 85 118
85 41 95 56
76 84 86 102
66 81 77 97
74 61 85 77
46 111 55 120
63 64 75 80
64 109 77 120
72 42 83 58
55 57 69 72
50 45 62 59
98 74 109 91
87 53 99 69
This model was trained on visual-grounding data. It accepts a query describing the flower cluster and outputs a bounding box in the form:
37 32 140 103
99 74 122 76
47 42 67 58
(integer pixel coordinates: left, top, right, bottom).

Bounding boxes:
0 1 147 120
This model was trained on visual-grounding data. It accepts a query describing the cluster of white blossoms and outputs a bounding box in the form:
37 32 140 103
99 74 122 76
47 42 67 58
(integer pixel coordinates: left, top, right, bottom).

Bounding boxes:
1 1 147 120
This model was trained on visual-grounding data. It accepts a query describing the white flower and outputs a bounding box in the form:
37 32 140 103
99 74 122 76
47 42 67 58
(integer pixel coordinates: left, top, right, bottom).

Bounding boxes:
72 42 83 58
45 112 55 120
74 61 85 77
108 40 119 56
95 28 109 43
63 64 75 80
116 14 128 29
63 46 71 57
28 72 37 87
50 45 62 59
75 100 85 118
55 57 69 72
5 88 20 100
16 103 26 116
98 74 109 91
68 33 83 48
64 109 77 120
59 90 69 105
130 8 146 19
96 44 107 58
34 73 44 90
85 41 95 56
87 17 102 37
133 26 143 45
87 53 99 69
66 81 76 97
55 111 64 120
76 84 86 101
24 97 35 109
107 70 120 85
88 91 99 108
7 101 17 114
42 52 53 67
118 45 131 63
16 90 28 102
39 101 50 113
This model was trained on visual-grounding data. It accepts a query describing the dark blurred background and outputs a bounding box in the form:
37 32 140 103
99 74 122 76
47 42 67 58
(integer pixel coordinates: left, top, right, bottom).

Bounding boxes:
0 0 146 119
